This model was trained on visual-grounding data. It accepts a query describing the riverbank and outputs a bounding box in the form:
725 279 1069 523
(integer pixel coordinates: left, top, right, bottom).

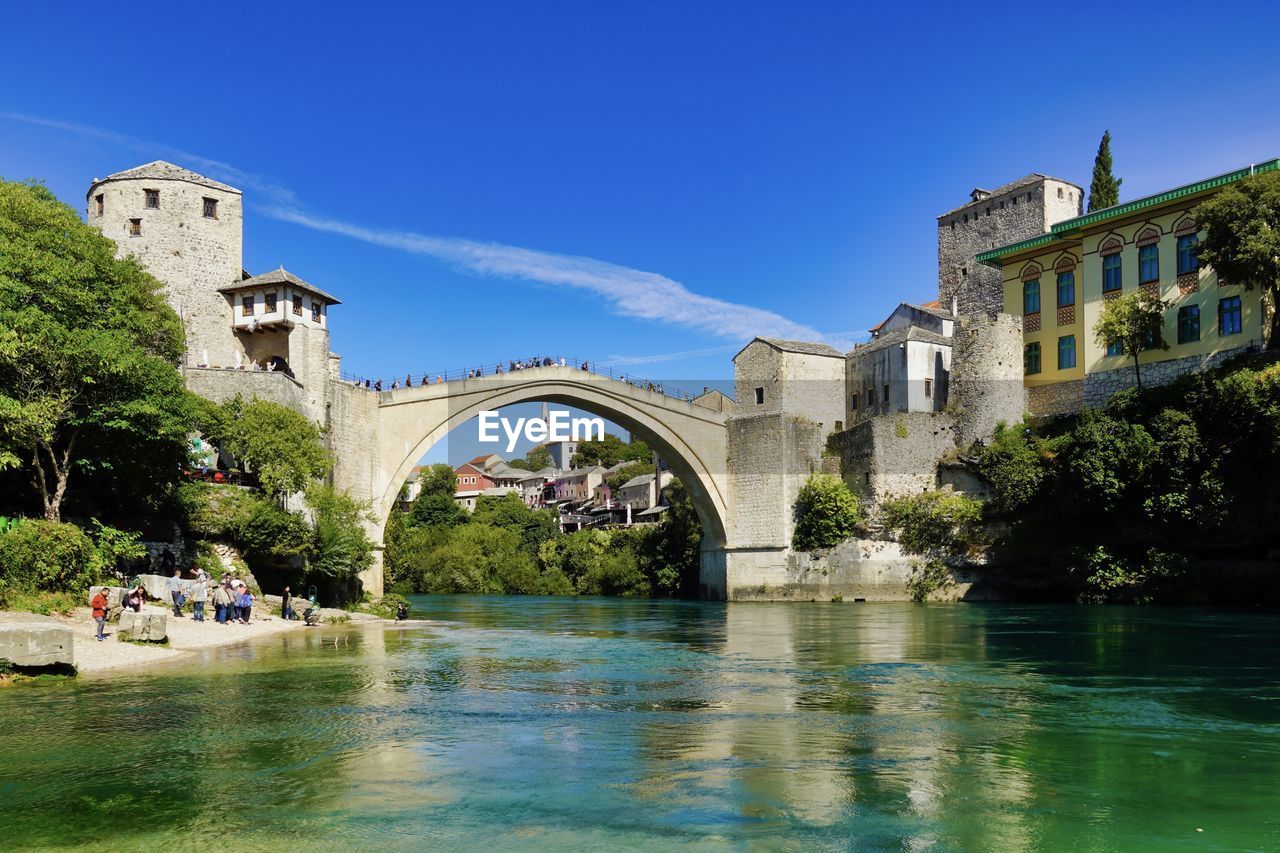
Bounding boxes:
0 602 388 676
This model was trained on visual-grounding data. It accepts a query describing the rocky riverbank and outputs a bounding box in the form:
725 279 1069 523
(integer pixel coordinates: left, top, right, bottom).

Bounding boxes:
0 599 388 677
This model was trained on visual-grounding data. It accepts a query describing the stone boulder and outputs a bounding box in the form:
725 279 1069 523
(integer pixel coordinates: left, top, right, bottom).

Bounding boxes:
117 611 167 642
133 574 174 601
0 622 75 669
89 586 129 622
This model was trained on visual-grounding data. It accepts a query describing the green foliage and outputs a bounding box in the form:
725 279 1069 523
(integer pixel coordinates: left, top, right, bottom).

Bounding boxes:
510 445 553 472
0 516 21 535
87 519 146 570
906 558 953 603
1194 170 1280 347
413 463 458 499
305 483 374 581
1093 290 1170 388
0 179 200 520
570 433 651 468
605 461 654 495
471 492 559 557
408 491 469 530
881 491 985 559
0 520 101 593
178 482 310 564
1087 129 1122 212
974 421 1056 516
1074 546 1188 605
0 589 82 616
211 398 331 499
792 474 862 550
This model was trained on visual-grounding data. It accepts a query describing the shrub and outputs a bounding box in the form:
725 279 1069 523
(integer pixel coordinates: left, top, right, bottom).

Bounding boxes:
906 558 953 603
88 519 146 572
0 520 101 593
881 491 985 558
792 474 862 550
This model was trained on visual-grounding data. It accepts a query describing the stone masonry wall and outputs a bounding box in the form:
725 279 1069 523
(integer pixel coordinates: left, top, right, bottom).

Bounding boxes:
831 412 957 501
88 176 244 368
937 178 1080 317
1083 345 1254 409
181 367 307 412
950 313 1027 446
1028 380 1085 418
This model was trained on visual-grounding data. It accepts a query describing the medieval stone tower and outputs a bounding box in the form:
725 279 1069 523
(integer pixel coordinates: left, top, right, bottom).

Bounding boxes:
87 161 244 365
937 174 1082 316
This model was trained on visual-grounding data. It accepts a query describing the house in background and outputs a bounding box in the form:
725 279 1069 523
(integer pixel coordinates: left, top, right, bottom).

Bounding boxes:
617 470 673 513
846 301 953 426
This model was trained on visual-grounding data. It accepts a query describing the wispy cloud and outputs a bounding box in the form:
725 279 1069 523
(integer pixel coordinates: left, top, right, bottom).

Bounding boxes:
266 207 827 341
3 111 835 343
602 344 742 367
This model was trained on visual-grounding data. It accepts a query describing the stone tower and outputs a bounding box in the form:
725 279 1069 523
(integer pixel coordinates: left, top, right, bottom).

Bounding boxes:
86 161 243 365
949 313 1027 448
937 174 1082 317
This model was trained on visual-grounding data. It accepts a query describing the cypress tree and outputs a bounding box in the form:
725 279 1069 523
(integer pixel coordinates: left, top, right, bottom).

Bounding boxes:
1088 130 1122 212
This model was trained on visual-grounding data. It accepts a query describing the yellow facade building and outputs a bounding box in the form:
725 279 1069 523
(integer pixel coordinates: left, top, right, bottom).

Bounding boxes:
977 159 1276 414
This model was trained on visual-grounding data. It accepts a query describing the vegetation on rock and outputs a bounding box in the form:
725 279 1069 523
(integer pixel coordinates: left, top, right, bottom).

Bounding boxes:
792 474 862 551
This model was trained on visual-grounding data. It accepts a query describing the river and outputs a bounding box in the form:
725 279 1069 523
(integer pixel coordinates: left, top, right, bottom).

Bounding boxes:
1 597 1277 849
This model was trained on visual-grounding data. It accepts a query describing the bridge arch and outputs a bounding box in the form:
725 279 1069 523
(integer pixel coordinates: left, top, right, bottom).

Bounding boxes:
366 367 729 595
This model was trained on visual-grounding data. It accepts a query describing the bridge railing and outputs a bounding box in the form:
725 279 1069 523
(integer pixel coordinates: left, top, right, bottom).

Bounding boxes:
339 357 700 402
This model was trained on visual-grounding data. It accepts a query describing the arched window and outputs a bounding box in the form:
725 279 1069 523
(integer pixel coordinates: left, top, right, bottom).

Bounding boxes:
1023 279 1041 314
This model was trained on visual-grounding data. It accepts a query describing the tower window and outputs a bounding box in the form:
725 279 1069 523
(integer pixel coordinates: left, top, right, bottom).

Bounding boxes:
311 301 322 323
924 378 933 398
1057 187 1063 198
95 194 104 215
293 292 303 315
264 292 278 313
144 188 160 209
882 383 890 403
754 387 764 405
242 295 254 317
961 267 968 278
203 197 218 219
851 391 860 410
128 218 142 236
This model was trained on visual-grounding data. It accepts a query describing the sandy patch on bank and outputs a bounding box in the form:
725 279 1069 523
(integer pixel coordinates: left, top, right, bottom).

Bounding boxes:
4 604 310 675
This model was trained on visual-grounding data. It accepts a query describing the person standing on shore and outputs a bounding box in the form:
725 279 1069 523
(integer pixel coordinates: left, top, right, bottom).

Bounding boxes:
238 587 253 624
212 581 231 624
281 586 294 621
91 588 109 641
190 568 207 622
168 569 185 618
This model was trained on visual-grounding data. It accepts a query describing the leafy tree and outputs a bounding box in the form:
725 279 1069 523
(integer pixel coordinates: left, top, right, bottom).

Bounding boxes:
0 519 101 592
471 492 559 557
0 180 199 520
1059 410 1155 513
1194 170 1280 348
414 462 458 498
881 491 985 558
213 397 331 499
305 483 375 586
511 445 553 472
1088 130 1122 212
1094 290 1170 389
409 491 469 529
792 474 862 550
570 433 651 468
650 477 702 596
974 421 1053 516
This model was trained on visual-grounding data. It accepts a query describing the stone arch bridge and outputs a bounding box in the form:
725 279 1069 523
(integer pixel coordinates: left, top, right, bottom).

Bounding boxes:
328 366 732 598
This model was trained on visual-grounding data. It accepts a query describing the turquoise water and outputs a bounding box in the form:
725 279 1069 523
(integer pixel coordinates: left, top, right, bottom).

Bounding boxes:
1 597 1278 849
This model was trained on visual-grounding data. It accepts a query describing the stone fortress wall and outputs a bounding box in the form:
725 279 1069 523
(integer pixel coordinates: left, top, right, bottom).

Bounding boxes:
87 166 244 369
938 177 1081 317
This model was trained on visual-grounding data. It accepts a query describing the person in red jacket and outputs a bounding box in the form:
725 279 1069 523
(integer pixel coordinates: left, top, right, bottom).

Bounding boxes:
91 589 109 641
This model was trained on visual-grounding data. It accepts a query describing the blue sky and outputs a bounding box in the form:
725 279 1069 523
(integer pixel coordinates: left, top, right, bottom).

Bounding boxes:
4 1 1279 462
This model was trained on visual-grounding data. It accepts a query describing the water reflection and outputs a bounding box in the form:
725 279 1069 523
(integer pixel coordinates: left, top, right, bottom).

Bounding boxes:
0 598 1278 849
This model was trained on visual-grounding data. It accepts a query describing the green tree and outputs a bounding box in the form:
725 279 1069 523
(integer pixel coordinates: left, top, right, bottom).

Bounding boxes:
792 474 862 550
510 445 553 471
471 492 559 557
409 491 469 529
881 491 985 558
650 477 702 596
1194 170 1280 348
0 180 199 520
213 397 331 499
1094 290 1170 389
570 433 651 468
413 463 458 498
305 483 375 593
1087 130 1122 212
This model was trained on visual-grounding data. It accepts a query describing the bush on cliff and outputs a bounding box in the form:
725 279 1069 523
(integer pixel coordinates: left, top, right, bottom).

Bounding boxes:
792 474 862 550
881 491 985 558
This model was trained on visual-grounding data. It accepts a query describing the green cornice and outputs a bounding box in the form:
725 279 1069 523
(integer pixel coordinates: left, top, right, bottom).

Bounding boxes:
977 158 1280 268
